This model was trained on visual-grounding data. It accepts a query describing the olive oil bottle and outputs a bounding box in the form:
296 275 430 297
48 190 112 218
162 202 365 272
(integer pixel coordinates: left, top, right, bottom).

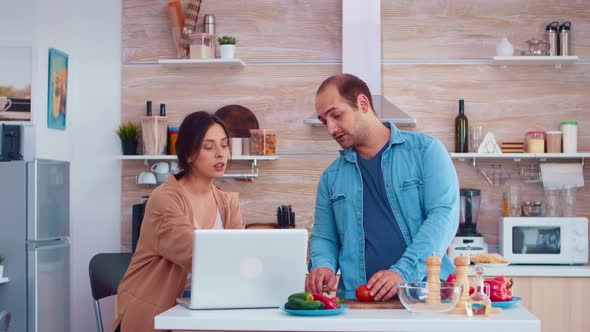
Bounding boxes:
455 99 468 153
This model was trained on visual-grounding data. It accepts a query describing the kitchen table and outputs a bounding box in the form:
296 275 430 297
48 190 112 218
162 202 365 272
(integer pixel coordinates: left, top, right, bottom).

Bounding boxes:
155 304 540 332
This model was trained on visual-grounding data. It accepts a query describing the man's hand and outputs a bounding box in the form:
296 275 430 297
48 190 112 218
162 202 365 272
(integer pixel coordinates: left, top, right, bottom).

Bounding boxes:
305 267 337 294
367 270 404 301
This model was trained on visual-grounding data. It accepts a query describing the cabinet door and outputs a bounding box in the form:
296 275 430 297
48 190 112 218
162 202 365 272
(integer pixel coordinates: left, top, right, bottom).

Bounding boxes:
512 276 590 332
27 241 70 332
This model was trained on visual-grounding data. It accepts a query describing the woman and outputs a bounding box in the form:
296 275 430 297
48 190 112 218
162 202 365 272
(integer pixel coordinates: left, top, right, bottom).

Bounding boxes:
113 111 244 332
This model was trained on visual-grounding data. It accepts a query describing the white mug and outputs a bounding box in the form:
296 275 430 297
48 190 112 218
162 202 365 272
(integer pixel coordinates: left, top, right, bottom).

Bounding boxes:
137 171 157 185
0 96 12 112
170 161 180 174
151 162 170 174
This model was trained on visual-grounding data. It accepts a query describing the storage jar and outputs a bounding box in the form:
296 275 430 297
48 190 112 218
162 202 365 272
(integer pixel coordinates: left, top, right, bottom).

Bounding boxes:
250 129 277 155
525 131 545 153
545 131 562 153
189 33 215 59
560 121 577 153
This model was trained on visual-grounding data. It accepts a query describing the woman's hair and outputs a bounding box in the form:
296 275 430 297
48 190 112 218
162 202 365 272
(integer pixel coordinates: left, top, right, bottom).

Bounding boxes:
175 111 231 178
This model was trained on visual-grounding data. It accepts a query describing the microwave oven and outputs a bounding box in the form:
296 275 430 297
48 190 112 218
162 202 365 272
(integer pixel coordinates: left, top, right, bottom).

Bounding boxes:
499 217 588 265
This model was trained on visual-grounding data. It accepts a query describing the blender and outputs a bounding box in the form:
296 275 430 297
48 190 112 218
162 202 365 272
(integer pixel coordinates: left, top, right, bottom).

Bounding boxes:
448 188 489 260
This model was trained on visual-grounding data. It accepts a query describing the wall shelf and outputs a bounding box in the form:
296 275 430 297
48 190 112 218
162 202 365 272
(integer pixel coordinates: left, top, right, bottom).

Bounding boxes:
115 155 278 179
114 155 278 161
157 58 245 69
491 56 579 69
451 152 590 166
0 277 9 284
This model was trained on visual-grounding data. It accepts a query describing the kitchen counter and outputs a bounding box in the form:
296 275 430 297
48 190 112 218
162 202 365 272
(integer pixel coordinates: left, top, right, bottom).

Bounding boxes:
468 264 590 277
155 305 540 332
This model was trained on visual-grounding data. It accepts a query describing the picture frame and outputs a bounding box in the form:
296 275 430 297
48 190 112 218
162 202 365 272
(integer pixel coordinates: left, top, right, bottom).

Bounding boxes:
0 45 33 123
47 48 68 130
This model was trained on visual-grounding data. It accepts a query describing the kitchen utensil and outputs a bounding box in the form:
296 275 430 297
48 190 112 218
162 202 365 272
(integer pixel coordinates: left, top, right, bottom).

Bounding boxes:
280 304 349 316
341 299 404 309
492 296 521 308
276 205 295 228
397 282 464 313
546 21 559 56
0 97 12 112
449 188 488 259
137 171 157 185
559 22 571 56
214 105 260 138
522 38 549 56
151 162 170 174
458 189 481 236
141 116 168 155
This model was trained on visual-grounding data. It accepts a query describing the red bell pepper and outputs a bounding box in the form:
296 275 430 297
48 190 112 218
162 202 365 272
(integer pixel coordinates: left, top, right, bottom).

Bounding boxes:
311 293 340 309
445 274 474 297
484 276 513 302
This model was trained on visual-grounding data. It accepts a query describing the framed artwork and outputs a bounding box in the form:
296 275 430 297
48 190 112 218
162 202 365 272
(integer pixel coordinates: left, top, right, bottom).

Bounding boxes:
0 46 32 123
47 48 68 130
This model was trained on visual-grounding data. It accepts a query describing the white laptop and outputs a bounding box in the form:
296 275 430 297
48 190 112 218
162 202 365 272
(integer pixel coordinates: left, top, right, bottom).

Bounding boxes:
176 229 308 309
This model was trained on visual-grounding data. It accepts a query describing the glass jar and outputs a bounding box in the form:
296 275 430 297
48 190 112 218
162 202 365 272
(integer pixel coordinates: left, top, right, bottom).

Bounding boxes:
545 131 562 153
189 33 215 59
250 129 277 155
525 131 545 153
560 121 577 153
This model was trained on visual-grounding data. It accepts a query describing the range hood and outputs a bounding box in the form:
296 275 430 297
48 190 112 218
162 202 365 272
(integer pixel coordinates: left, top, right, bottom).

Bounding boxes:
304 0 416 127
303 95 416 126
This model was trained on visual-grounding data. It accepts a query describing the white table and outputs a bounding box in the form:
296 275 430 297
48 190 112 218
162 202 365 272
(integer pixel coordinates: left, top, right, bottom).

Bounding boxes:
156 305 541 332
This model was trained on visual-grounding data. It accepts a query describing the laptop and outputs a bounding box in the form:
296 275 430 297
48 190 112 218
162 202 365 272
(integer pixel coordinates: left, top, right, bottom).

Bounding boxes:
177 229 308 309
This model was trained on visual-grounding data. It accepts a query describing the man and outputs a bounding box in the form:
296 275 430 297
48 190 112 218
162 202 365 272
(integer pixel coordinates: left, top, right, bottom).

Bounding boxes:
306 74 459 301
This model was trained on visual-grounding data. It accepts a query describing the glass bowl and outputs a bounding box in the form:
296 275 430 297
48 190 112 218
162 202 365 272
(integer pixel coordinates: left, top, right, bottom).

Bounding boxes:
397 282 464 313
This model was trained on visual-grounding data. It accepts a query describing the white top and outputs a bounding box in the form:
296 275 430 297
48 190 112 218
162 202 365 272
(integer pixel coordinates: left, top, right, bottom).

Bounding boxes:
155 305 540 332
185 209 223 290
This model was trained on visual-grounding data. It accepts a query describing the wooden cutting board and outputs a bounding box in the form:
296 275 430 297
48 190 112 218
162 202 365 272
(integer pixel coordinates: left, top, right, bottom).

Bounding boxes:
341 299 405 309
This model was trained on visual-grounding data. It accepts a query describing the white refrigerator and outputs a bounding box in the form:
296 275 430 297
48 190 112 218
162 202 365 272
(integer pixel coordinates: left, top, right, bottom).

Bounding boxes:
0 159 70 332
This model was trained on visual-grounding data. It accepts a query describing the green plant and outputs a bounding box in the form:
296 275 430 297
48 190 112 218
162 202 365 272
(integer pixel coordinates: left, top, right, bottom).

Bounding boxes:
217 35 238 45
116 122 139 142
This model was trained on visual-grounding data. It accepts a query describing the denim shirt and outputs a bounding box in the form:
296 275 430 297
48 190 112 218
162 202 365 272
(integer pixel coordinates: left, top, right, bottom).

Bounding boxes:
309 122 460 299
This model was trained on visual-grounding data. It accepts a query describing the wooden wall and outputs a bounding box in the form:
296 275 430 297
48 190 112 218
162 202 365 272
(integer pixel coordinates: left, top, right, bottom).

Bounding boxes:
121 0 590 249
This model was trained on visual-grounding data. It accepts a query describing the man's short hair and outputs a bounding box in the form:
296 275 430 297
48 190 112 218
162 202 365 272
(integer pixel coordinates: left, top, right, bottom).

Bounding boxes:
316 73 375 112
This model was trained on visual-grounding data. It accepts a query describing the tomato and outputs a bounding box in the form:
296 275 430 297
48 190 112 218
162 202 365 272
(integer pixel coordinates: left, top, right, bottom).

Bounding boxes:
355 284 374 302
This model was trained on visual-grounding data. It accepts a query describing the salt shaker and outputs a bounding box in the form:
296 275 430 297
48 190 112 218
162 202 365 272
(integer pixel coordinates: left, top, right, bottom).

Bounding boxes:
546 21 559 56
559 21 571 56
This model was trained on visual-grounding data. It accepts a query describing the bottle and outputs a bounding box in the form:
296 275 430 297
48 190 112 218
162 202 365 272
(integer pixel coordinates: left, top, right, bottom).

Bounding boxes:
502 192 509 217
159 103 166 116
204 14 215 35
466 265 491 317
546 21 559 56
559 21 571 56
455 99 468 153
146 100 152 116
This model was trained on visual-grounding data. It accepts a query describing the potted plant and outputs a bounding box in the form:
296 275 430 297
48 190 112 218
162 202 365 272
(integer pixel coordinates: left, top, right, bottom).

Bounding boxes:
217 35 238 59
0 255 5 279
116 122 140 155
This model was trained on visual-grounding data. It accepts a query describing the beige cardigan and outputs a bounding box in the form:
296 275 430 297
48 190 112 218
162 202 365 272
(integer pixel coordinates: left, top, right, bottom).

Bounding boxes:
112 175 244 332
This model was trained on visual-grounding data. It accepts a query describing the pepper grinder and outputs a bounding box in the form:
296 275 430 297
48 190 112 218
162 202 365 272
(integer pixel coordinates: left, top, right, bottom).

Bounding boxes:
425 253 442 305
